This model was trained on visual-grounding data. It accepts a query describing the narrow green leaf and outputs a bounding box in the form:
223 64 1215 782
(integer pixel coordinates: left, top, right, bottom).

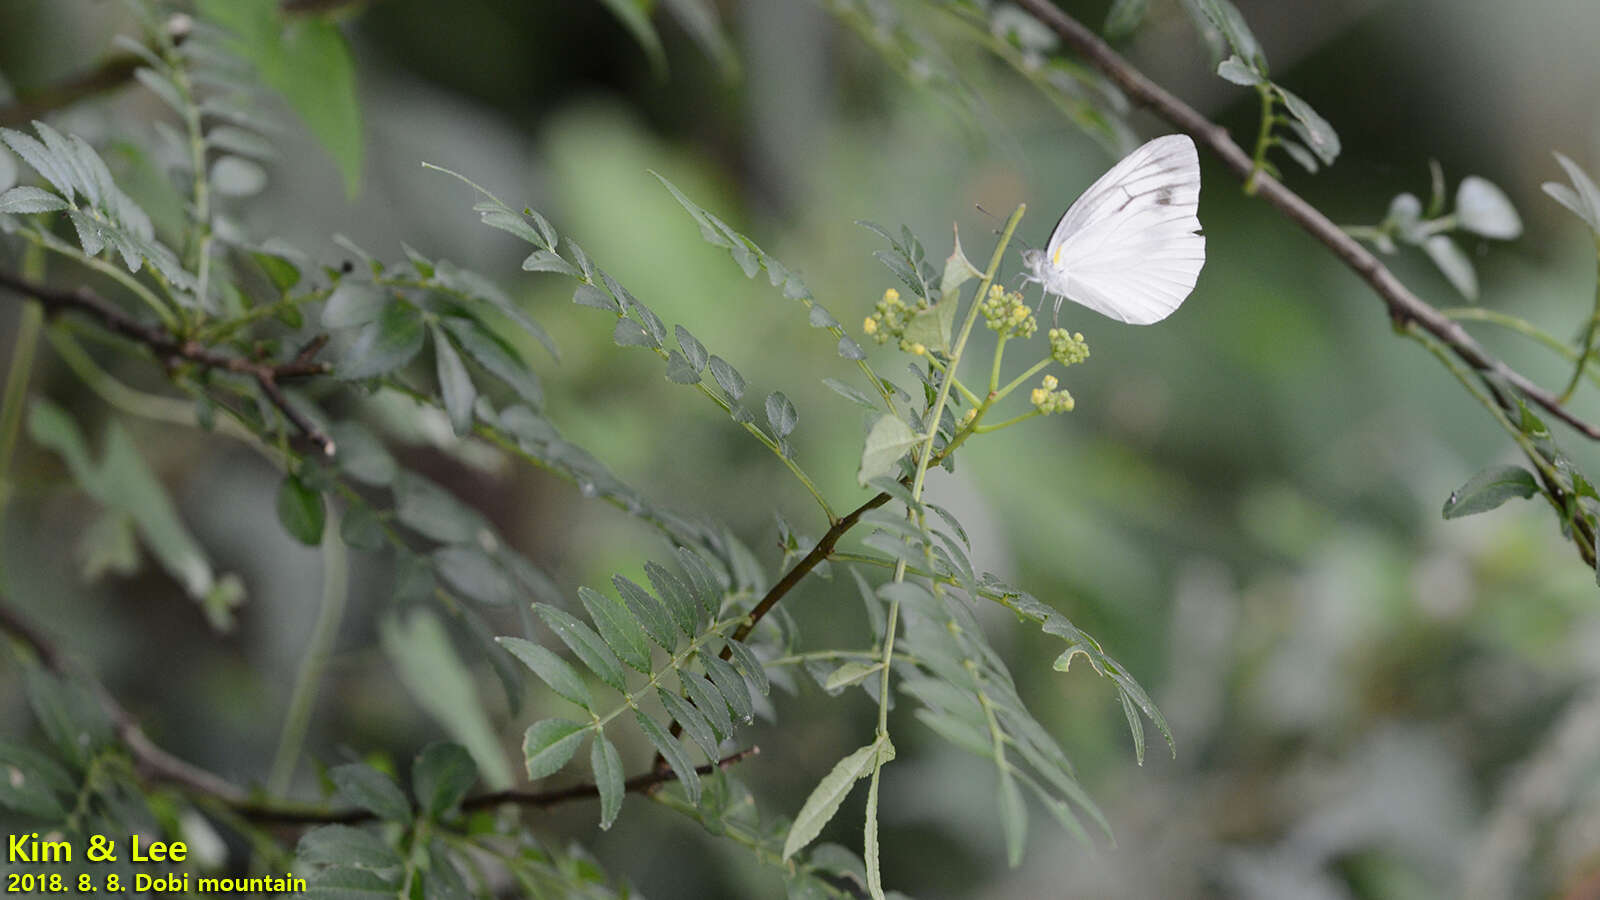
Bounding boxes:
997 766 1028 867
521 249 579 276
440 316 543 410
522 719 589 780
634 709 701 803
675 325 708 371
591 733 625 829
613 574 678 650
1275 85 1341 164
783 740 880 860
1545 153 1600 232
702 652 753 723
496 637 593 711
596 0 666 75
645 560 699 636
329 763 412 822
429 325 476 436
574 282 620 312
580 585 653 673
657 687 720 760
0 185 68 213
394 472 483 544
1442 465 1540 519
724 638 769 695
824 661 883 692
822 377 879 410
680 671 732 740
535 603 627 693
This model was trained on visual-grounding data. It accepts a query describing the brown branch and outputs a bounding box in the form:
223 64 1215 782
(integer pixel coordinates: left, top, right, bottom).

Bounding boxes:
231 747 761 825
0 269 335 454
1010 0 1600 441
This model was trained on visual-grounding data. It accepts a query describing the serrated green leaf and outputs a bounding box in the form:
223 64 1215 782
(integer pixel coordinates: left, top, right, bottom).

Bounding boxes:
657 687 719 760
644 560 699 636
1442 465 1540 519
783 740 881 860
330 763 412 822
591 733 625 829
497 637 593 711
613 574 678 650
303 865 399 900
634 709 701 803
580 585 653 673
536 603 626 693
680 671 732 740
702 652 753 723
724 638 769 695
522 719 589 780
0 185 68 213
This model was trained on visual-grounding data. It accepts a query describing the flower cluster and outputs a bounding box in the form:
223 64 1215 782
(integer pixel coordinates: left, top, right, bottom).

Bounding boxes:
1029 374 1075 414
862 287 931 353
1048 328 1090 367
980 284 1037 339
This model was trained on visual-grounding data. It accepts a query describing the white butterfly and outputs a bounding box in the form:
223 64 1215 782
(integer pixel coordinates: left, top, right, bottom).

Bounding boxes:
1022 134 1205 325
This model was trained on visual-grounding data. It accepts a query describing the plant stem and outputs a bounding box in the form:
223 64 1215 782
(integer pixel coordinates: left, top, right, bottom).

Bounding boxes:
0 249 46 580
267 506 349 796
1244 83 1275 195
1560 244 1600 404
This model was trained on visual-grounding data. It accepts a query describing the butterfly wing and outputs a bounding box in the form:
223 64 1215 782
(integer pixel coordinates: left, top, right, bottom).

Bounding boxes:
1042 134 1205 325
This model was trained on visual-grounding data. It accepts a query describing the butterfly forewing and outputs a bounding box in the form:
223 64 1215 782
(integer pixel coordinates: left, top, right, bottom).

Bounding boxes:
1040 134 1205 325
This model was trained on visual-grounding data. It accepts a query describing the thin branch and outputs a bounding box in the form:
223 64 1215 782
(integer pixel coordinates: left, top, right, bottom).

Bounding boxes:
0 269 335 454
1009 0 1600 441
233 747 762 826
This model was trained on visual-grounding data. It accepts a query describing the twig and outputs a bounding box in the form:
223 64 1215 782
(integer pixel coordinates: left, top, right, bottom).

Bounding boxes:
0 269 335 454
1009 0 1600 441
232 747 762 825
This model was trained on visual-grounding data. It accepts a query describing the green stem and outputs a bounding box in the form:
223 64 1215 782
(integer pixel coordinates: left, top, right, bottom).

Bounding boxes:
1560 245 1600 404
989 333 1008 393
974 409 1042 433
1439 305 1600 393
994 356 1053 402
20 228 180 330
267 506 349 796
0 249 46 580
1244 83 1275 195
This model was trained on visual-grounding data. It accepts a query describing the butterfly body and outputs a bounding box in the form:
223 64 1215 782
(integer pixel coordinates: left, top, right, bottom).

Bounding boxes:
1023 134 1206 325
